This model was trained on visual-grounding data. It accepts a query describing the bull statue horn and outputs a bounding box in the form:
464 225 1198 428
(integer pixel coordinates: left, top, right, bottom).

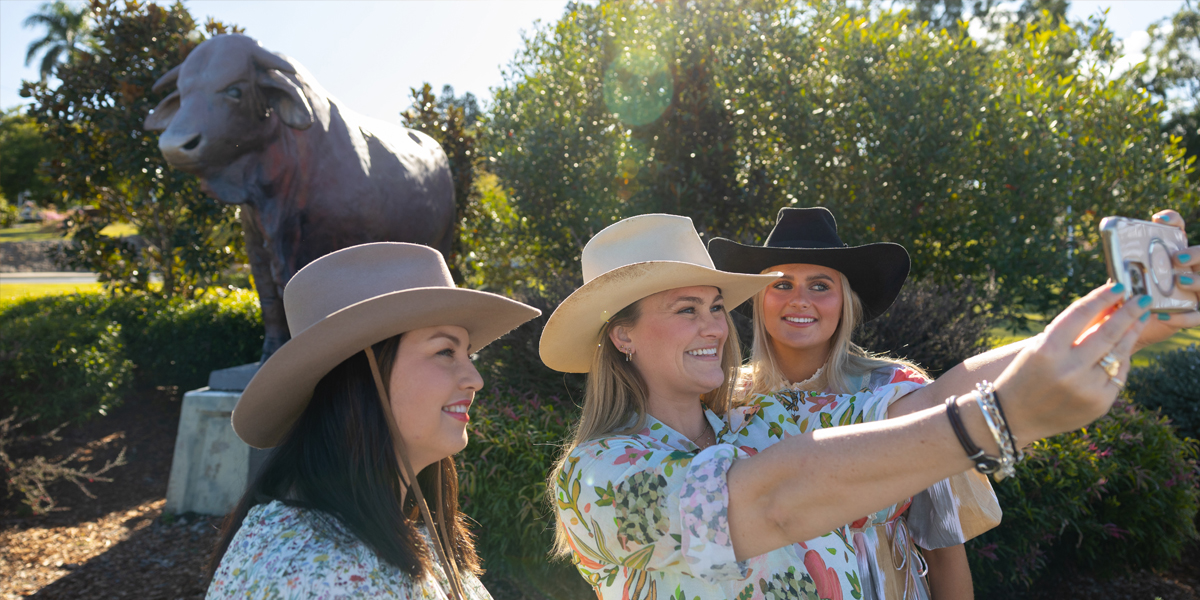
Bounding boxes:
251 46 297 75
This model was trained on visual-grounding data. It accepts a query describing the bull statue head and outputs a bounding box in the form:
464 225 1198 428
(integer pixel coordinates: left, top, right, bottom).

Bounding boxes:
145 35 315 181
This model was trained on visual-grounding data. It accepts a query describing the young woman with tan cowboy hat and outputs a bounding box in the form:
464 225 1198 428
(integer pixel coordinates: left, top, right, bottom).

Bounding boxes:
204 243 540 599
542 212 1196 600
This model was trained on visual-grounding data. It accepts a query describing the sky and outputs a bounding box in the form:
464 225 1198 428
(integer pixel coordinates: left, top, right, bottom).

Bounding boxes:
0 1 1189 126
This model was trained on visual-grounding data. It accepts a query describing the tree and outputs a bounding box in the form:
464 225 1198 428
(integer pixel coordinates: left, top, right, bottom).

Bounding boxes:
402 84 484 282
23 0 94 82
0 108 53 203
1143 0 1200 204
482 0 1196 317
21 0 245 298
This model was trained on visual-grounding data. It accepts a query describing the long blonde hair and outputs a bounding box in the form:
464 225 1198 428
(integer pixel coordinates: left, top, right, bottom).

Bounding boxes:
739 271 926 400
548 297 743 557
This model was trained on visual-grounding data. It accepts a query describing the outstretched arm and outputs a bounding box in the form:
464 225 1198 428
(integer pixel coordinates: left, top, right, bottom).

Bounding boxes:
726 281 1148 561
889 208 1198 420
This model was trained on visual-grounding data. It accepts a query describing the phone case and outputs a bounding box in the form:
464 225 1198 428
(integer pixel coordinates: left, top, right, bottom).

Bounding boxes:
1100 217 1198 312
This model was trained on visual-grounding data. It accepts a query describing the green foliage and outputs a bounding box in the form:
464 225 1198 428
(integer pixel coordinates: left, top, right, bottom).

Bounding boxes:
21 0 245 298
967 401 1200 596
0 108 53 204
0 289 262 428
483 0 1197 315
1127 344 1200 442
855 278 998 376
0 193 19 228
403 84 484 281
457 388 583 586
0 293 133 426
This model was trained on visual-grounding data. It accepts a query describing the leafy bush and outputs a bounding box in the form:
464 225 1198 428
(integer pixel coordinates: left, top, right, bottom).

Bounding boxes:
1127 344 1200 442
967 401 1200 597
0 193 18 228
0 293 134 425
0 290 262 428
855 278 998 376
457 387 588 596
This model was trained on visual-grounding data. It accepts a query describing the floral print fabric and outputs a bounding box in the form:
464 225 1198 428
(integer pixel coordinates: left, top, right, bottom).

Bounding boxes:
206 500 491 600
554 365 929 600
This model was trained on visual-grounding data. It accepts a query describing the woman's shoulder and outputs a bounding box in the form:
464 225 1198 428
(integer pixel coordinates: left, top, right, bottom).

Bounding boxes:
207 500 428 598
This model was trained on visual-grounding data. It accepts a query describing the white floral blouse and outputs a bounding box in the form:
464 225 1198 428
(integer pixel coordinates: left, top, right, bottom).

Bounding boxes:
553 365 998 600
206 500 491 600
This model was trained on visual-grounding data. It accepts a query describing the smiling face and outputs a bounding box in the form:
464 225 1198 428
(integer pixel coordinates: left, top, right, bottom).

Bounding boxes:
609 286 729 403
387 325 483 473
761 263 845 361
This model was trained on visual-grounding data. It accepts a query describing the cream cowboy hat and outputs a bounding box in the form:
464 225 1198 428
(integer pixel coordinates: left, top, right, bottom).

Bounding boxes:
233 242 540 448
539 214 781 373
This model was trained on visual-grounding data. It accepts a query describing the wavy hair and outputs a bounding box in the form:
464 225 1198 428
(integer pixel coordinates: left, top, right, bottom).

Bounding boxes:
547 297 742 556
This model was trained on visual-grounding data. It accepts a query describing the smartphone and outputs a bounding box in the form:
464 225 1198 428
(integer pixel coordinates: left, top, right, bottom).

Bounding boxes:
1100 216 1198 312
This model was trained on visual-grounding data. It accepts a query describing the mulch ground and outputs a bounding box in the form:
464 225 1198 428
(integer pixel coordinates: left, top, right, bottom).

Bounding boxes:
1 390 1197 599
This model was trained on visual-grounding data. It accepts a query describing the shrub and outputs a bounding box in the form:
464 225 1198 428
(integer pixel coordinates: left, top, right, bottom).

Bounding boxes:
457 387 588 596
855 278 999 377
967 401 1200 597
0 293 134 425
1127 344 1200 442
0 290 262 428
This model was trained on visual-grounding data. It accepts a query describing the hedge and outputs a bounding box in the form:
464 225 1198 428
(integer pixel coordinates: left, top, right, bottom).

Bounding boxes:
0 290 262 427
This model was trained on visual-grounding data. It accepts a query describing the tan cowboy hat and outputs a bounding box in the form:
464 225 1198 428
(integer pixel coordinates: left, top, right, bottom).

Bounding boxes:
233 242 540 448
540 214 781 373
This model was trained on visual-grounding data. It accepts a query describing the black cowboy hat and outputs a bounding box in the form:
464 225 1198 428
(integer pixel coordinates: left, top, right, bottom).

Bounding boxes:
707 207 910 321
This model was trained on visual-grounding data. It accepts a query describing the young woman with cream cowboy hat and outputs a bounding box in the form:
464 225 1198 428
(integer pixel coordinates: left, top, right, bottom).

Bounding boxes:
204 242 540 600
541 212 1196 600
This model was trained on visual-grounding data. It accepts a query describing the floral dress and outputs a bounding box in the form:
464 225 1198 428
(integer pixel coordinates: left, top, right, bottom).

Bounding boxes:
554 366 929 600
207 500 491 600
755 366 1001 600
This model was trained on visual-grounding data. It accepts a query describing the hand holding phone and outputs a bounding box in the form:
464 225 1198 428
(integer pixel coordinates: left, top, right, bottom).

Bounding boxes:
1100 216 1198 313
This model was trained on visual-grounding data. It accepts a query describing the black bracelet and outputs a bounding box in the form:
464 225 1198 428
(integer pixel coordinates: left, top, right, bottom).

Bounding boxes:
945 396 1002 474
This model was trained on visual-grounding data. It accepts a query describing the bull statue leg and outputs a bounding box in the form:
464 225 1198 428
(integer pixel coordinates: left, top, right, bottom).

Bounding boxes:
242 214 290 360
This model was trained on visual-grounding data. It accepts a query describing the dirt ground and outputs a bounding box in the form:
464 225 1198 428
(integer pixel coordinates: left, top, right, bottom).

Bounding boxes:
1 390 1197 600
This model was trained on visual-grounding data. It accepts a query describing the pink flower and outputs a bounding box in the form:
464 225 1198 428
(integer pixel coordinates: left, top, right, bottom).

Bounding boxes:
804 549 843 600
1101 523 1129 539
350 575 365 583
807 395 839 413
613 447 653 466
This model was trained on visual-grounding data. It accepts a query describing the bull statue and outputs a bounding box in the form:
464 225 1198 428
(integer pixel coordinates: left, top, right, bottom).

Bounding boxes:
144 34 454 360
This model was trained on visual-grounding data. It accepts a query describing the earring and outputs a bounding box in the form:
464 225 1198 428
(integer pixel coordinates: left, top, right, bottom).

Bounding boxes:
624 347 633 362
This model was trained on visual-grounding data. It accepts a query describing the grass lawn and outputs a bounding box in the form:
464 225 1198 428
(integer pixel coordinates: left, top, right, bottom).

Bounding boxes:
0 282 101 302
0 223 63 242
989 312 1199 368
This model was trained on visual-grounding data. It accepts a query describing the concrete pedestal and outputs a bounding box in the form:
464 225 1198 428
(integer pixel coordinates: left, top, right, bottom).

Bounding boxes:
165 363 269 516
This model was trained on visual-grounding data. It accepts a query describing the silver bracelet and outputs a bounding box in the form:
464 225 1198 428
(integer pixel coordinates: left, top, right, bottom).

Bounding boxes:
973 381 1022 479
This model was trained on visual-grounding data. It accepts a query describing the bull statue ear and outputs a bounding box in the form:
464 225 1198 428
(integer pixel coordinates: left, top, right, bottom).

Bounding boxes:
257 69 314 130
144 90 180 131
152 65 181 94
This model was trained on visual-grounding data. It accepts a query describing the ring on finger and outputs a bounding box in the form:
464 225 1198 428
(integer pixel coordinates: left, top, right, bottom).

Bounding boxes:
1110 375 1125 388
1099 353 1121 378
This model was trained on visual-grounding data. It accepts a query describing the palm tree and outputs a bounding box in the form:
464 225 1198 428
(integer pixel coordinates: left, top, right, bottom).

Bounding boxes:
23 1 92 82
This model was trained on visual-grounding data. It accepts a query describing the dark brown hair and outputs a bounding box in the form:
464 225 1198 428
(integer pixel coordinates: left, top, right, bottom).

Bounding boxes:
206 335 480 582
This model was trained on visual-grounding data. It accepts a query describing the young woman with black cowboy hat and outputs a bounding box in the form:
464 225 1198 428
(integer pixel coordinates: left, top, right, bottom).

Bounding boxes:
708 207 992 600
542 212 1195 600
204 243 540 599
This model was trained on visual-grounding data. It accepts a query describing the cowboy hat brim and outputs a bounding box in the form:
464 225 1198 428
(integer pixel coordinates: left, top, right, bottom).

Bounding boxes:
234 287 540 448
540 261 780 373
707 238 910 321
